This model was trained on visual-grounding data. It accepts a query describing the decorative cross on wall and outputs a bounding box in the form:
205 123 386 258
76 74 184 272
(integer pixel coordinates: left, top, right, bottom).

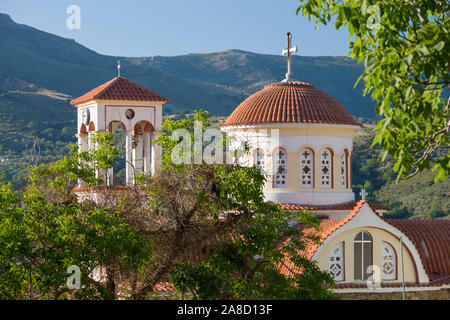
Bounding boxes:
360 188 368 200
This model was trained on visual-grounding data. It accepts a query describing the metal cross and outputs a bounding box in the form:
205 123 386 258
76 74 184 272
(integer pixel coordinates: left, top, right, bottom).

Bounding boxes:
282 32 298 82
117 60 121 77
360 188 368 200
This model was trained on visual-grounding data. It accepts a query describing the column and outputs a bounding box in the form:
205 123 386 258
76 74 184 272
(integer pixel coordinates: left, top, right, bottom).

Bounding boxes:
87 131 93 151
77 133 88 187
88 131 98 181
143 131 151 175
106 167 114 187
151 131 162 175
133 134 144 177
125 131 133 185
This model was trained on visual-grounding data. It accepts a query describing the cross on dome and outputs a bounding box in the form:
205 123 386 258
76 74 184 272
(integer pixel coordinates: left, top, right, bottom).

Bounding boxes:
282 32 298 82
117 60 121 77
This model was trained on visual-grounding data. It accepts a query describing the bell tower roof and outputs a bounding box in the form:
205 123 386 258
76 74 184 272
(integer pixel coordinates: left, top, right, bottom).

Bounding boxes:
70 76 169 106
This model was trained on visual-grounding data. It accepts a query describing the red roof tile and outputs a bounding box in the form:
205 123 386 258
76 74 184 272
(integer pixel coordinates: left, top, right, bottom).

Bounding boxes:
222 81 362 127
278 200 389 212
279 201 450 286
330 278 450 289
70 76 169 105
278 201 368 276
385 219 450 281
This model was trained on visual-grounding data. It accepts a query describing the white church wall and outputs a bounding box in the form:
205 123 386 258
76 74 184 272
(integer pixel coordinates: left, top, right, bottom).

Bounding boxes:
264 190 355 205
224 125 357 205
97 100 161 132
312 203 429 284
76 102 97 134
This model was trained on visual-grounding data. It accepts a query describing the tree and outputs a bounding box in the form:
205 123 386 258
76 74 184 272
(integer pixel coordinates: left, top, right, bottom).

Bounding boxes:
0 111 335 300
130 110 335 299
0 134 150 300
170 204 335 300
297 0 449 181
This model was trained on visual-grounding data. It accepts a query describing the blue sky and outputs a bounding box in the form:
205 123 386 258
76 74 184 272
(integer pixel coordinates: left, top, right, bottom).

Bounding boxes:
1 0 350 57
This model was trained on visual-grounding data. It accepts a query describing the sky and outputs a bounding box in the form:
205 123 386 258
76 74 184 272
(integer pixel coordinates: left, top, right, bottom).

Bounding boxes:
1 0 351 58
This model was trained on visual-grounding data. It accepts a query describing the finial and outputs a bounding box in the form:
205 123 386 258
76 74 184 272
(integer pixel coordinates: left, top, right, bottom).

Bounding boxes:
281 32 298 82
117 60 121 77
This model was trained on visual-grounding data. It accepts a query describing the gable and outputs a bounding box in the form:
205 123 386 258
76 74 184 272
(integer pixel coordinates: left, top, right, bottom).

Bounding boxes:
311 202 430 283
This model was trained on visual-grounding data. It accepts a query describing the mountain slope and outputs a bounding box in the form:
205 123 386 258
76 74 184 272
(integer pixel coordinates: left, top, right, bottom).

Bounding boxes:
0 12 376 118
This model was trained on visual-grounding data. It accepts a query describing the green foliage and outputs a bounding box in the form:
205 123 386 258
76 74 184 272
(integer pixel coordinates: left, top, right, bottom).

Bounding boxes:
0 184 150 300
0 134 150 300
352 127 449 219
155 109 211 170
171 205 335 300
0 110 337 300
156 111 335 300
297 0 449 181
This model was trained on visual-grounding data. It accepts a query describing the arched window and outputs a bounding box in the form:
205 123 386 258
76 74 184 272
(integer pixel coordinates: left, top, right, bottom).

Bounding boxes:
273 148 287 188
329 242 345 281
340 151 348 189
253 149 265 173
354 231 373 281
321 148 333 188
382 242 397 280
300 148 314 188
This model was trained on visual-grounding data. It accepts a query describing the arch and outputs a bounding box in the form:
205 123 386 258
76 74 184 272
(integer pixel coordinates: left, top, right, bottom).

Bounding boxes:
134 122 143 135
340 149 349 189
108 120 127 133
382 241 397 280
79 123 87 134
133 120 154 134
329 242 345 281
310 202 430 283
354 231 373 281
143 121 155 133
273 147 288 188
300 147 314 188
253 148 266 173
88 121 96 132
320 147 334 189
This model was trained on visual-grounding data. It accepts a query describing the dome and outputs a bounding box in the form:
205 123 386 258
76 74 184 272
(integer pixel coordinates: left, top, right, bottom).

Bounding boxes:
222 81 361 127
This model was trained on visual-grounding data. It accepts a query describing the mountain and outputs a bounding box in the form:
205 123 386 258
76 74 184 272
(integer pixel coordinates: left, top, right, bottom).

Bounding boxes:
0 13 447 218
0 12 376 119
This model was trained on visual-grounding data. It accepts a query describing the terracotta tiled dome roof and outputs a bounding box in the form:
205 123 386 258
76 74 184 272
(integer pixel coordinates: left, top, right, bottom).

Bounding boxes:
223 81 361 127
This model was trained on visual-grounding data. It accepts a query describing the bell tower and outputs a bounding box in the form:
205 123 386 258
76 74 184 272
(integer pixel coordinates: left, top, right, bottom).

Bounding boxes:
71 76 169 186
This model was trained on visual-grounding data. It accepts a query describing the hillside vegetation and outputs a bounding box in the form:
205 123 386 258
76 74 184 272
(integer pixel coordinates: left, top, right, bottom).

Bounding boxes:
352 127 449 219
0 13 447 218
0 12 376 119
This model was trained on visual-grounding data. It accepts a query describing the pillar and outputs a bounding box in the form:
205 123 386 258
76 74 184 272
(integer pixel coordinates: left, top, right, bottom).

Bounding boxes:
133 134 144 177
151 131 162 175
125 131 133 185
143 131 151 174
77 133 88 186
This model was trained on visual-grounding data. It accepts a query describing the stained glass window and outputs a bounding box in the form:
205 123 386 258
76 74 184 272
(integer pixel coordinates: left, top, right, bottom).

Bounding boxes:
329 242 345 281
273 148 287 188
321 149 332 188
254 149 265 173
300 149 314 188
341 152 348 188
382 242 397 280
354 231 373 281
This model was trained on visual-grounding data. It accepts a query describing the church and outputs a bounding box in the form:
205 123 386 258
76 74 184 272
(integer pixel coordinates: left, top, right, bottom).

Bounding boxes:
70 33 449 299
